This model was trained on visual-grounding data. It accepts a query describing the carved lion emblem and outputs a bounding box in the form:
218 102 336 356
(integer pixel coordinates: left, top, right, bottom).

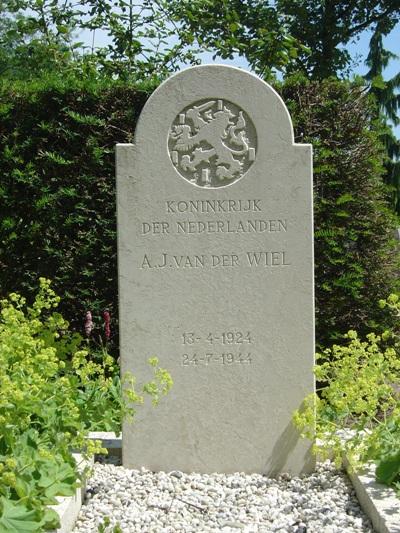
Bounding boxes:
168 99 257 188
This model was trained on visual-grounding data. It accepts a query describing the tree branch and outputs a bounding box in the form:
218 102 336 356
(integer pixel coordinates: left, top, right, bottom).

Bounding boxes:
348 7 399 38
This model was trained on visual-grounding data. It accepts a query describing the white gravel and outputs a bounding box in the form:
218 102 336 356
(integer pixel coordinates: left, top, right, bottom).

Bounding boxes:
72 461 374 532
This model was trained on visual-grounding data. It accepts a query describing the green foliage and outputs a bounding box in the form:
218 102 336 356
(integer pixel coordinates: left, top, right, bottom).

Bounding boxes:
365 23 400 214
294 294 400 490
164 1 400 80
280 76 399 347
0 279 172 530
0 77 151 354
0 76 397 351
166 0 304 79
1 0 399 84
98 516 123 533
0 497 46 532
0 0 199 82
277 0 400 79
80 0 199 80
0 0 79 80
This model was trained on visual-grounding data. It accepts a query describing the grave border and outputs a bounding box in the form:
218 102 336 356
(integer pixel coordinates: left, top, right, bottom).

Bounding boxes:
49 454 93 533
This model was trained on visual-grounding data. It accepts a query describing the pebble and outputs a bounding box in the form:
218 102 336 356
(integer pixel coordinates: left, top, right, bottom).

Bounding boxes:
72 461 374 533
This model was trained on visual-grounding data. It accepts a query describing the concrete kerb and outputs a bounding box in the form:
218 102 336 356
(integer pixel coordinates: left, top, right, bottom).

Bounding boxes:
344 457 400 533
47 435 119 533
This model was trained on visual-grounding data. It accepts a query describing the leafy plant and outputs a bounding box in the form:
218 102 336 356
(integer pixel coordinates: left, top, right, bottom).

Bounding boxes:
0 0 200 82
166 0 304 79
166 0 400 80
98 516 123 533
0 279 172 531
294 293 400 490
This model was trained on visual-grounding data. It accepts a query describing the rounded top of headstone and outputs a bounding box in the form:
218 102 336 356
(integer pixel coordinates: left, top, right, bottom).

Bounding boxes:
134 65 296 189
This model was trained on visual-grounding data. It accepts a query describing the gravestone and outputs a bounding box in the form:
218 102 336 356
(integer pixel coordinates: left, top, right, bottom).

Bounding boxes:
117 65 315 475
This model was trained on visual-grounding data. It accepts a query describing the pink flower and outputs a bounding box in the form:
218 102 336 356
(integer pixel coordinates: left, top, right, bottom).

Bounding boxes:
103 310 111 340
84 311 93 337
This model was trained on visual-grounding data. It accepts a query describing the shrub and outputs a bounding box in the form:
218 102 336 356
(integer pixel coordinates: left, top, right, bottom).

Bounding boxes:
281 76 399 347
0 279 172 531
0 77 151 355
294 294 400 491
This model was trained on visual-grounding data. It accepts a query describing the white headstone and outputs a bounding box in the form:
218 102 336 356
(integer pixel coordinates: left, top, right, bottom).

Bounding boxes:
117 65 315 475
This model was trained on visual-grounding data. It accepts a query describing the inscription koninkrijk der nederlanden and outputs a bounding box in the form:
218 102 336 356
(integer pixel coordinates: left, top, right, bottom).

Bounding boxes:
142 199 287 235
139 198 291 270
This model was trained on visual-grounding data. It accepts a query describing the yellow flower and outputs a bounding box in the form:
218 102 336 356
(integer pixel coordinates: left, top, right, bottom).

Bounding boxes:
2 471 16 487
5 458 16 469
38 449 53 460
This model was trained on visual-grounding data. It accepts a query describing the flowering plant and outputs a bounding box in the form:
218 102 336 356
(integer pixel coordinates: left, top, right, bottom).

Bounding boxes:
294 294 400 491
0 279 172 531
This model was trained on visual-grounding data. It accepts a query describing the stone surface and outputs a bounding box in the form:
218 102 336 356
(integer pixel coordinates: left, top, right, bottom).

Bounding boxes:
345 458 400 533
117 65 314 475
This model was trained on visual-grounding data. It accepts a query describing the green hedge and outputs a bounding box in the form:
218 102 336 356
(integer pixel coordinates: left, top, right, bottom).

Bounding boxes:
282 76 399 346
0 76 398 351
0 79 149 351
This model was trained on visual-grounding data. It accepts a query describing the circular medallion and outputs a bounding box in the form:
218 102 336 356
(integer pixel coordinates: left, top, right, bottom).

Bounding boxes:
168 99 257 188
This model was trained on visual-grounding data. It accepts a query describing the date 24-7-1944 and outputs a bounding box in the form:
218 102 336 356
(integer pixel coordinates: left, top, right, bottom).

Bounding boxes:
182 352 252 366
